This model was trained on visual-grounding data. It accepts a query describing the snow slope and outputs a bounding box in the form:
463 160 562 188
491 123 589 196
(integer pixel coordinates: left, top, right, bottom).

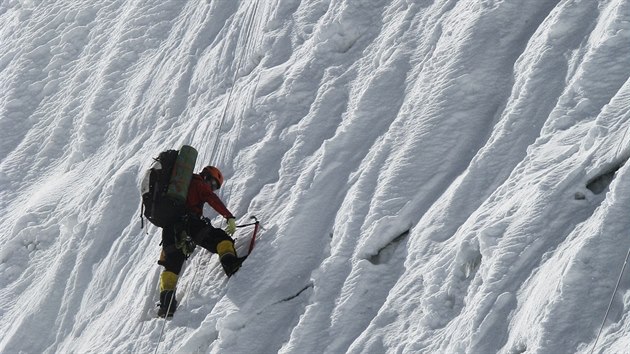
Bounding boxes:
1 0 630 353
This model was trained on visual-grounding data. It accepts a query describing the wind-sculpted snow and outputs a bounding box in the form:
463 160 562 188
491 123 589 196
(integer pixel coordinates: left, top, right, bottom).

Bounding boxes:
1 0 630 353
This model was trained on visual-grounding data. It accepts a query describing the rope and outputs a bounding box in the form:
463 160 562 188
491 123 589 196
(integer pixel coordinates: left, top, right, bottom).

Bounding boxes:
154 289 177 354
591 115 630 353
214 0 262 240
195 0 261 170
589 112 630 353
153 3 264 351
591 248 630 354
211 0 262 167
174 0 263 312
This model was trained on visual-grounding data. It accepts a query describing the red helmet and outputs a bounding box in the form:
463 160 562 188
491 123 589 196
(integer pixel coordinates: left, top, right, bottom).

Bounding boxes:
200 166 224 189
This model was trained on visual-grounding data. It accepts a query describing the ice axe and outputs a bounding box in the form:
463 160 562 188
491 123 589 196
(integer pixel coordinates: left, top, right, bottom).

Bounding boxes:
236 216 260 255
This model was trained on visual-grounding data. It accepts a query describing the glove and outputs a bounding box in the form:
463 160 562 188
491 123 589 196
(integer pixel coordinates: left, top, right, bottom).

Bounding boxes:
226 218 237 236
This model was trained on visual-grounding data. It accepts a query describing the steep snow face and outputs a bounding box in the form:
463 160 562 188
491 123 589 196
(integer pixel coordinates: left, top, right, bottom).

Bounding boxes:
1 0 629 353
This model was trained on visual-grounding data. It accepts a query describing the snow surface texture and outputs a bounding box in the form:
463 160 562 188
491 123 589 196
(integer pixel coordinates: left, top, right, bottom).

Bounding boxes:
1 0 630 353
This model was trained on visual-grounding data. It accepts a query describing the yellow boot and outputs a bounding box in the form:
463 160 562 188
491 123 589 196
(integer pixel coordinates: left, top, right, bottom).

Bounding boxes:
158 271 178 317
217 240 241 276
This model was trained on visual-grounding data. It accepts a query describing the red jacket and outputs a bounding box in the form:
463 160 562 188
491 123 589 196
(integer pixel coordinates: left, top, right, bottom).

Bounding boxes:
186 174 234 219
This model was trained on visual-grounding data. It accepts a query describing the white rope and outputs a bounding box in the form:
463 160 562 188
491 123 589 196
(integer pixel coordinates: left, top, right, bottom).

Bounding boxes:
154 289 177 354
154 3 264 351
591 116 630 354
211 0 261 166
178 0 263 305
591 248 630 354
591 114 630 354
154 258 186 354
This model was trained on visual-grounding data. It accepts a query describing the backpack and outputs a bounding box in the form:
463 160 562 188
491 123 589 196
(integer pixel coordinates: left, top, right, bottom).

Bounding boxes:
140 146 198 228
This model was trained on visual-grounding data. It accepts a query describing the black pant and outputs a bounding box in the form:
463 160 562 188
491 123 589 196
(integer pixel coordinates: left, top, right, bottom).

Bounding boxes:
159 217 233 275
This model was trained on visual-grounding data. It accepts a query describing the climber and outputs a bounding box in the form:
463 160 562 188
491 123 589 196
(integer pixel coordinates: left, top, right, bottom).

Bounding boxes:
156 166 239 318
